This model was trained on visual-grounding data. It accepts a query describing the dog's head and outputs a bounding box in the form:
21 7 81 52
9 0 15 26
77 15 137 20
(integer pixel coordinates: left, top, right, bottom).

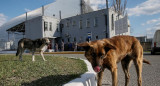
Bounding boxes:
78 39 116 73
42 38 50 45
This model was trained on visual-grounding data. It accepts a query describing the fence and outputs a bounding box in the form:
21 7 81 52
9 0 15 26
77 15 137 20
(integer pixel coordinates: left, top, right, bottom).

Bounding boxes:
140 42 152 51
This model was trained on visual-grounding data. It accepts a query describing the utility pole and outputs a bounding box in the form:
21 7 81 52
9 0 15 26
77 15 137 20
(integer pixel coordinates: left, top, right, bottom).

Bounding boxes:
106 0 108 9
80 0 83 14
106 0 110 38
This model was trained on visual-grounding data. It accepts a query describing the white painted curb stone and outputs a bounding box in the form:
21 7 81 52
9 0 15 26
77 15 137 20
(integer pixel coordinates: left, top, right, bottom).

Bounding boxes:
63 59 97 86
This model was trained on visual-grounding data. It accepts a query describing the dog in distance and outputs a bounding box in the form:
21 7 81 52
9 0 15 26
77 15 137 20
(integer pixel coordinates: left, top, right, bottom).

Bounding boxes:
16 37 50 61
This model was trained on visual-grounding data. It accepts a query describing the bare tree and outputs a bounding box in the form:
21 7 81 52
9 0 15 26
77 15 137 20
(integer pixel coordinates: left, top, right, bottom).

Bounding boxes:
111 0 127 16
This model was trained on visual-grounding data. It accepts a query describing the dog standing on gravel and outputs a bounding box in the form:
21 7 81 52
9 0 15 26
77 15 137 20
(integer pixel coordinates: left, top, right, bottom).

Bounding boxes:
78 35 150 86
16 38 50 61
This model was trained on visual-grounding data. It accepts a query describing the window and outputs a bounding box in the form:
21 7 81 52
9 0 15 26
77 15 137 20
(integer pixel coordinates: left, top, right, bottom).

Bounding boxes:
111 14 114 30
44 21 48 31
79 20 82 29
80 37 83 41
49 22 52 31
74 37 76 42
57 24 60 32
96 36 99 39
66 22 69 27
68 38 70 42
116 16 118 20
60 24 64 32
72 21 76 26
86 19 90 28
94 17 98 27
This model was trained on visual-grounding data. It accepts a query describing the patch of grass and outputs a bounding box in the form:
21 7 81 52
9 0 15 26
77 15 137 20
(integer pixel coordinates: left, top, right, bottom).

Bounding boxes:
0 55 87 86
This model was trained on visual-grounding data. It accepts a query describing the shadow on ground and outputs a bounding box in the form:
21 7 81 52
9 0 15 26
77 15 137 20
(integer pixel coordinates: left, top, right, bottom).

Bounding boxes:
21 74 80 86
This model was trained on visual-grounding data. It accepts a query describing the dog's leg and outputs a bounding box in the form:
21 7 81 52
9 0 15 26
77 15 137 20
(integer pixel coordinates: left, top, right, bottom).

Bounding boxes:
19 52 22 61
19 48 24 61
121 57 132 86
110 64 118 86
132 42 143 86
32 51 35 61
97 69 104 86
40 50 46 61
19 49 22 61
133 57 143 86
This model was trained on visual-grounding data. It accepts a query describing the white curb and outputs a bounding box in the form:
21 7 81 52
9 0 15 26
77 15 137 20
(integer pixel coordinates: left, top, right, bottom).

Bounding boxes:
63 59 97 86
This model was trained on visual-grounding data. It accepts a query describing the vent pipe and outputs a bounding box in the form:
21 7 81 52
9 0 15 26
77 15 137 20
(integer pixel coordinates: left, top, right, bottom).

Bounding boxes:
42 5 44 16
59 11 61 20
26 12 27 21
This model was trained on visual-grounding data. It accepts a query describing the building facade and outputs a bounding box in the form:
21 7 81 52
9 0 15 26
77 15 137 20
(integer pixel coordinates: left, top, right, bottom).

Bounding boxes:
60 9 108 43
0 0 130 51
60 9 130 43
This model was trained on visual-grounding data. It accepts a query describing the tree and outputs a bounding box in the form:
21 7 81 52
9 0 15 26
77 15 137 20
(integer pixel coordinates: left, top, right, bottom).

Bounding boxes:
111 0 128 16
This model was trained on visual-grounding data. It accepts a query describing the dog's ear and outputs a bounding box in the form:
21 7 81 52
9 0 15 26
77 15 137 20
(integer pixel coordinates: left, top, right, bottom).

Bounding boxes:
41 38 46 44
102 40 116 52
104 43 116 49
78 42 90 51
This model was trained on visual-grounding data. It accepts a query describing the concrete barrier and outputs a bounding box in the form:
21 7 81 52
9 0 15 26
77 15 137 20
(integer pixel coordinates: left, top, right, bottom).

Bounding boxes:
63 60 97 86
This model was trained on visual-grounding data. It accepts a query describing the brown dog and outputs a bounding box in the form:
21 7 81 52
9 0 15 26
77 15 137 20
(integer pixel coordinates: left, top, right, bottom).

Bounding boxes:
78 35 150 86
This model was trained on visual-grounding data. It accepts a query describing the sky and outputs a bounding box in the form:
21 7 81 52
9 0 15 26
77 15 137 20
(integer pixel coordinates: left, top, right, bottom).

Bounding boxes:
0 0 160 38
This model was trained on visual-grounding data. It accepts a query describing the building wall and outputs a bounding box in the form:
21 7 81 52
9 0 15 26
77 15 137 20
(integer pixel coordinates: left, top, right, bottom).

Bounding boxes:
61 9 108 43
42 16 60 38
61 9 130 43
25 16 43 40
136 36 147 42
4 9 130 50
25 16 60 40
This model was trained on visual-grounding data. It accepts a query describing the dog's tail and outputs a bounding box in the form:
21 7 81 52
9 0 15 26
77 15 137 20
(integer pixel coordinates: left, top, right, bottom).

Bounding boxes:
143 59 151 65
16 42 22 56
16 47 20 56
16 46 20 56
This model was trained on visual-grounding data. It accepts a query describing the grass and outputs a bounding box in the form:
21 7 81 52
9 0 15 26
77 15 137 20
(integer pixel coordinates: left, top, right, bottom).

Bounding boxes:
0 54 87 86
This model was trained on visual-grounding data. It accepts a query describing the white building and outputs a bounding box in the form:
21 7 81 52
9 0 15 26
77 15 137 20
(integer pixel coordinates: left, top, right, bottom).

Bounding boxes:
0 0 130 50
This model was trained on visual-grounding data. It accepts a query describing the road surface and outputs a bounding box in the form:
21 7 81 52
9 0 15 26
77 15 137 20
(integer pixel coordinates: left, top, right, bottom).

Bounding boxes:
54 52 160 86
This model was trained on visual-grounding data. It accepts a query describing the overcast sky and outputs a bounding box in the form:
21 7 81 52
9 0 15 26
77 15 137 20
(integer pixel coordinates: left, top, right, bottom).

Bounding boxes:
0 0 160 38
